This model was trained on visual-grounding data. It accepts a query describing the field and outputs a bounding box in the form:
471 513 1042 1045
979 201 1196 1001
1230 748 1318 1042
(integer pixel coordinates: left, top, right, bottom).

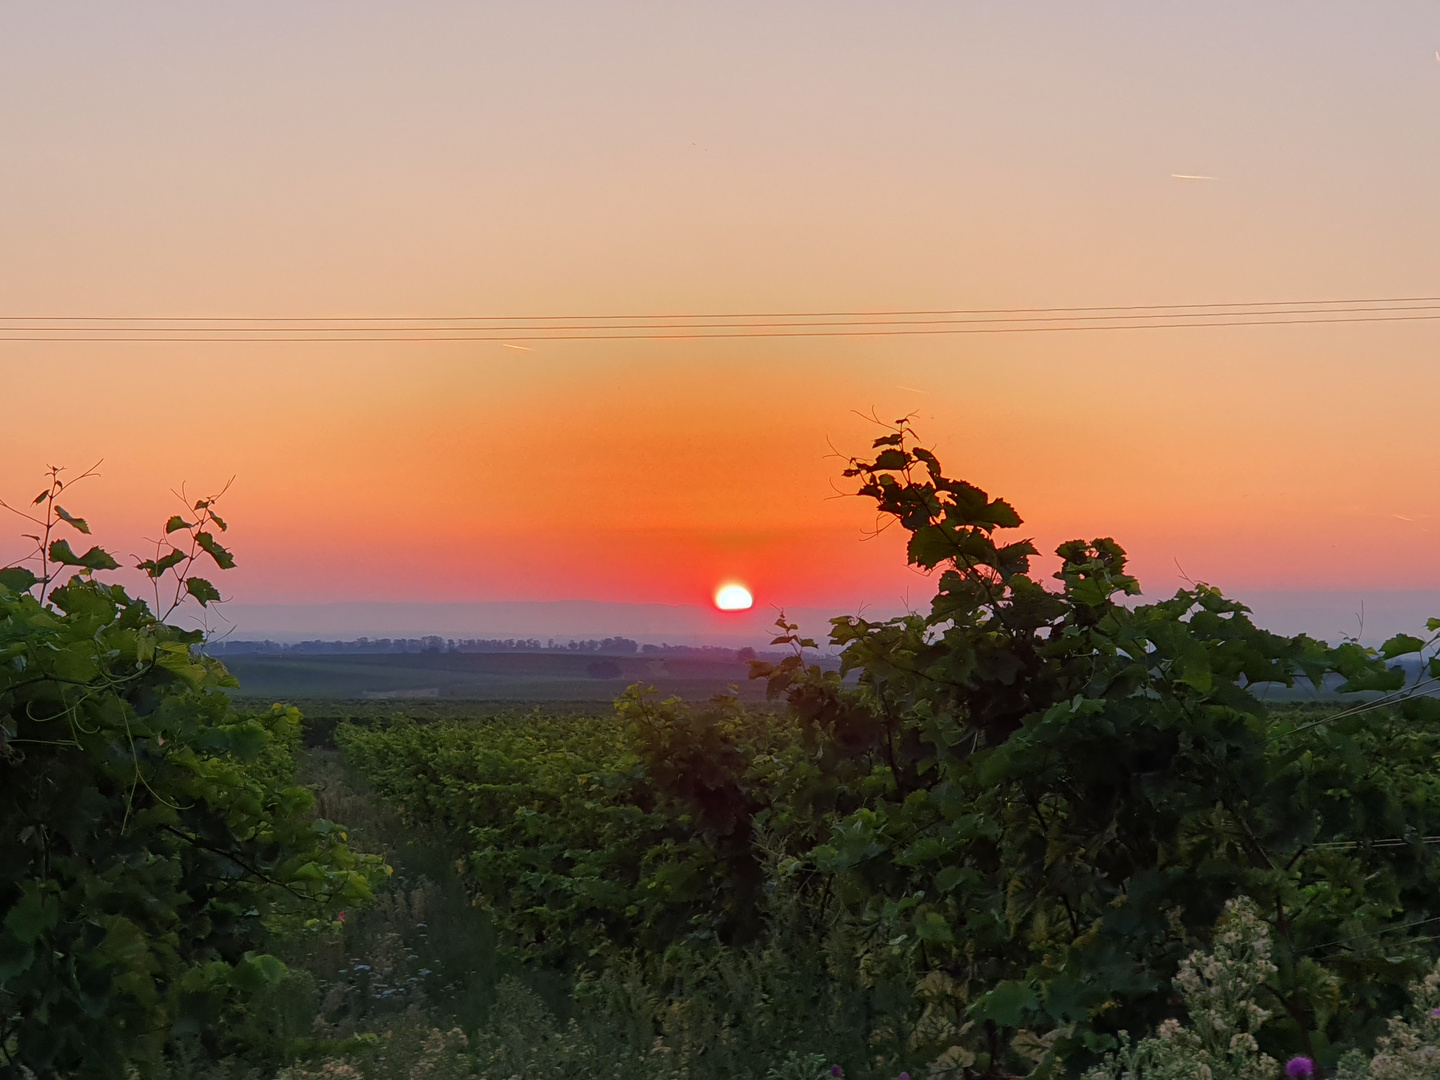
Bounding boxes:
222 650 773 703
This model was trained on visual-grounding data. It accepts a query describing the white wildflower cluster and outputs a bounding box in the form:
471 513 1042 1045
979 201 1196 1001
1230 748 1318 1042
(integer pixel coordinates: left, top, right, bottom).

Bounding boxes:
273 1023 474 1080
1084 898 1280 1080
1333 957 1440 1080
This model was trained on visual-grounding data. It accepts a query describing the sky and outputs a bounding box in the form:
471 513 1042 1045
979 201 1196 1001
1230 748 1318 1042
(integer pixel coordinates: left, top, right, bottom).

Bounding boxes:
2 3 1439 643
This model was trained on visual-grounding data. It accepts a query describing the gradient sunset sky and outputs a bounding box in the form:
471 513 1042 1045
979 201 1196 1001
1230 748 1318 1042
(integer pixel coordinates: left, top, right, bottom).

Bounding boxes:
3 3 1439 638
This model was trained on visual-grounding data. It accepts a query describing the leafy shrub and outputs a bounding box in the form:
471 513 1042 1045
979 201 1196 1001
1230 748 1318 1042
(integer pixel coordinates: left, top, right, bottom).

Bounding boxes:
335 698 809 964
0 476 386 1078
335 709 651 963
338 422 1440 1074
748 421 1440 1068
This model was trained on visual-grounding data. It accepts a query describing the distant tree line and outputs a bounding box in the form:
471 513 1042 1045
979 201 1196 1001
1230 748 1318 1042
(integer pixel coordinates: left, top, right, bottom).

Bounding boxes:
207 636 764 661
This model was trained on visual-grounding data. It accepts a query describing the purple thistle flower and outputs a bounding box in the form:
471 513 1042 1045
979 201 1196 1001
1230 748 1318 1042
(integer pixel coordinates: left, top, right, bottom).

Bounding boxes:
1431 1007 1440 1019
896 1074 910 1080
831 1069 843 1079
1285 1057 1315 1078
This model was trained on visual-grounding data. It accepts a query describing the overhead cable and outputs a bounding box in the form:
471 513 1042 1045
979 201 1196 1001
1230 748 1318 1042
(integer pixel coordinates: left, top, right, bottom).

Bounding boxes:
4 295 1440 342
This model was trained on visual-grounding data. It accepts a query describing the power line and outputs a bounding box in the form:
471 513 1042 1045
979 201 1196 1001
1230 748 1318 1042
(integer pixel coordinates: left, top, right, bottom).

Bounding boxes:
3 293 1439 322
4 294 1440 342
1268 672 1440 742
3 303 1440 334
4 312 1440 342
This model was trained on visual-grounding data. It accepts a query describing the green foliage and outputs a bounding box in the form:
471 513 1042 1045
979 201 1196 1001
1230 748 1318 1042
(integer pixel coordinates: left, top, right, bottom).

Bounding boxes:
743 421 1440 1070
335 697 795 964
1087 900 1440 1080
1084 899 1281 1080
209 745 904 1080
339 421 1440 1075
337 709 636 964
1335 955 1440 1078
0 479 387 1079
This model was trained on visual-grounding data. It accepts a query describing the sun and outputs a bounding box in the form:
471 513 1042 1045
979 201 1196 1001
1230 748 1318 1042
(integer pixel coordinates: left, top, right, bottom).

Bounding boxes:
714 583 754 611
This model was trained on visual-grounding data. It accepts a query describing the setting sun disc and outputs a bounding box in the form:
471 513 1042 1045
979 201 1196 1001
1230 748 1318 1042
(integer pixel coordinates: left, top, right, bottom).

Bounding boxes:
714 583 753 611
